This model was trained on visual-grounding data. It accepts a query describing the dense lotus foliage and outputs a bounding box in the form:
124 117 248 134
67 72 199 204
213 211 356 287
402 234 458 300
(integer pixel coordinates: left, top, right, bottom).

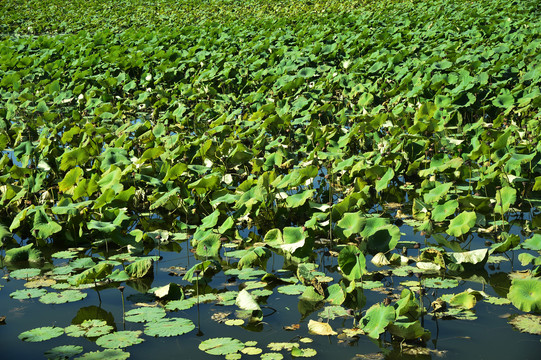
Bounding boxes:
0 0 540 358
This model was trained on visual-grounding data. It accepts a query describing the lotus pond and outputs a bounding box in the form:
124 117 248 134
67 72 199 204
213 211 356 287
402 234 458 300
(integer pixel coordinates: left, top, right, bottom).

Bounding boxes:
1 0 541 359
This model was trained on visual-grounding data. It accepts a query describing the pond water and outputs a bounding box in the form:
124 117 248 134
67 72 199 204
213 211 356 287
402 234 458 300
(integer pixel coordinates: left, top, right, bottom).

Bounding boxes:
1 219 540 359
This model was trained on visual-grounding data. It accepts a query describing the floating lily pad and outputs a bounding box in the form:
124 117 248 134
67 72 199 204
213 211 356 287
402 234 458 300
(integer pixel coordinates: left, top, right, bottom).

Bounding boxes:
261 353 284 360
25 278 56 288
507 278 541 313
10 288 47 299
52 250 78 259
225 319 244 326
423 278 459 289
291 347 317 357
10 268 41 279
76 349 130 360
277 284 306 295
144 317 195 337
267 342 299 351
199 337 245 355
124 307 166 322
241 347 262 355
39 290 87 304
44 345 84 360
65 320 113 338
509 314 541 335
96 330 143 348
165 299 196 311
19 326 64 342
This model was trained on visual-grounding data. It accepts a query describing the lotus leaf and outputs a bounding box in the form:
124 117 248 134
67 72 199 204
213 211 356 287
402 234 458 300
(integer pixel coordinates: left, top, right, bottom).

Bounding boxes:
387 319 430 341
96 330 143 348
124 307 166 323
4 244 42 263
277 284 306 295
523 234 541 251
39 290 87 304
261 353 284 360
199 337 245 355
446 211 477 237
507 278 541 313
307 320 337 336
44 345 84 360
65 319 113 338
10 288 47 299
318 306 350 319
291 347 317 357
76 349 130 360
165 299 196 311
338 245 366 281
360 304 396 339
508 314 541 335
125 258 153 278
144 317 195 337
19 326 64 342
10 268 40 279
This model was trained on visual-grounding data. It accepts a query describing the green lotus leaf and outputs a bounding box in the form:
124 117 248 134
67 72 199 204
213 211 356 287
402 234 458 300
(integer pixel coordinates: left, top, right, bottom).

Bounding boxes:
286 189 315 208
107 269 130 282
199 337 245 355
19 326 64 342
424 182 452 204
387 319 430 341
76 349 130 360
44 345 84 360
507 278 541 313
96 330 143 348
196 233 221 257
423 278 459 289
32 207 63 239
237 247 270 269
165 299 196 311
523 234 541 251
10 268 41 279
261 352 284 360
299 287 324 302
39 290 87 304
338 245 366 281
87 220 117 233
375 167 394 192
4 244 42 263
267 342 299 351
144 317 195 337
10 288 47 299
366 224 401 254
492 93 514 108
449 291 477 309
69 263 113 285
494 186 516 215
125 307 166 323
491 232 520 253
360 303 396 339
326 283 346 305
125 258 153 278
508 314 541 335
200 209 220 230
446 211 477 237
154 282 183 300
99 147 131 170
65 319 113 338
58 167 83 192
446 248 489 267
70 257 96 270
137 146 164 164
335 212 366 238
318 306 350 319
236 289 261 311
277 284 307 295
264 229 283 248
51 250 78 259
60 148 89 171
291 347 317 357
183 260 220 283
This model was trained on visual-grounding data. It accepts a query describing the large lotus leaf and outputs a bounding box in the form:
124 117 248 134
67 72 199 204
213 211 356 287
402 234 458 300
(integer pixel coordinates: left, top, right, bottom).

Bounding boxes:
338 245 366 281
183 260 220 283
10 268 40 279
149 188 180 210
393 289 421 320
365 224 400 254
125 258 153 278
96 330 143 348
200 209 220 230
277 284 307 295
281 227 307 253
125 307 166 323
97 167 122 193
491 232 520 253
492 93 514 108
40 290 87 304
307 319 337 335
44 345 84 359
326 283 346 305
69 263 113 285
449 291 477 309
494 186 516 215
4 244 42 263
196 233 221 257
144 317 195 337
375 167 394 192
165 299 196 311
19 326 64 342
99 148 131 170
58 167 83 192
236 289 261 311
87 220 118 233
237 247 270 269
199 337 245 355
360 303 396 339
60 148 89 171
32 207 62 239
446 211 477 237
523 234 541 251
10 288 47 299
137 146 164 164
446 248 489 267
188 173 221 191
431 199 459 222
300 287 325 302
335 212 366 239
423 182 453 204
507 278 541 313
286 189 315 208
76 349 130 360
387 319 430 341
264 229 282 248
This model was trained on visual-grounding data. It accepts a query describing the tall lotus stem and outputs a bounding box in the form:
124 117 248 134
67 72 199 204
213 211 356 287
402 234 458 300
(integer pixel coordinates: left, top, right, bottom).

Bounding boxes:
118 286 125 327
